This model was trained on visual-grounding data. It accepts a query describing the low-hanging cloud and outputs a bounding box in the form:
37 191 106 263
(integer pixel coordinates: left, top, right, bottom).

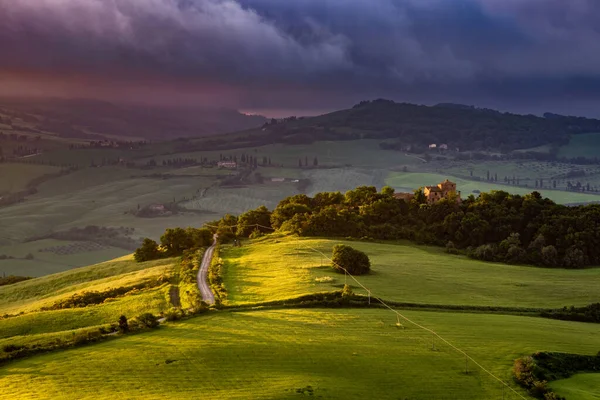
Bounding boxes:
1 0 600 113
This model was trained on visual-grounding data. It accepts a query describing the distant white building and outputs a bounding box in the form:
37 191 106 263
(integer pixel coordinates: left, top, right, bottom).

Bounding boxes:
439 144 448 150
217 161 237 169
428 144 437 149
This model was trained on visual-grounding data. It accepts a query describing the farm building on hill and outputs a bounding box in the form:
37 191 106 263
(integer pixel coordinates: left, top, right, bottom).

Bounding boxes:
393 179 461 204
217 161 237 169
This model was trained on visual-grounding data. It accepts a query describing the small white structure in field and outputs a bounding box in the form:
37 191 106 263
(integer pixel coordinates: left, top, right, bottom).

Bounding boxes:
291 179 300 183
217 161 237 169
439 144 448 150
428 144 437 149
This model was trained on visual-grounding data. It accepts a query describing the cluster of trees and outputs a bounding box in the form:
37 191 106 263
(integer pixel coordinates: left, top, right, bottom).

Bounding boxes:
134 227 212 262
261 186 600 269
298 156 318 168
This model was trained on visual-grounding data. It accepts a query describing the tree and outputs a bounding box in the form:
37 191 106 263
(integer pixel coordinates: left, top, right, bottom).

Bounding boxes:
331 244 371 275
134 238 162 262
118 315 129 333
160 228 192 257
541 245 558 267
313 156 318 167
237 206 272 237
298 158 302 168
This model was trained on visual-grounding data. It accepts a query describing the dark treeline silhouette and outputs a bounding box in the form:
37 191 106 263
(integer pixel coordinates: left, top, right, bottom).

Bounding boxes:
181 99 600 153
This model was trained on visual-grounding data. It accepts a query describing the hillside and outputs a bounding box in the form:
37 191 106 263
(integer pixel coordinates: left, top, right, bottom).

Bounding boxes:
0 98 266 141
183 99 600 154
1 235 600 399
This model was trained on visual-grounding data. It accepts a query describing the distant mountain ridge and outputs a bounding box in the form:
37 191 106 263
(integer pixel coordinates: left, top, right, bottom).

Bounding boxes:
0 98 267 140
194 99 600 152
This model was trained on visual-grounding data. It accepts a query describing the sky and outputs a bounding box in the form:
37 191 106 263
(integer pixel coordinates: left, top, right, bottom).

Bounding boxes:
1 0 600 117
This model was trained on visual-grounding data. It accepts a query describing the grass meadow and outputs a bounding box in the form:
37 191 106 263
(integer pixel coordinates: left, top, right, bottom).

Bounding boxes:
0 255 175 361
222 236 600 308
0 163 62 193
549 373 600 400
558 132 600 159
0 255 175 315
386 171 600 204
1 308 600 399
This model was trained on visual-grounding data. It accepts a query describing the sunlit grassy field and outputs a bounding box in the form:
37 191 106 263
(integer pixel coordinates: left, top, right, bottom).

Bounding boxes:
1 308 599 400
550 373 600 400
0 255 174 314
0 255 175 361
222 236 600 308
386 171 600 204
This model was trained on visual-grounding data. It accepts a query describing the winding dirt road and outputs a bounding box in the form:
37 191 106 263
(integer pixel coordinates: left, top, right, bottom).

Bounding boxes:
197 236 217 305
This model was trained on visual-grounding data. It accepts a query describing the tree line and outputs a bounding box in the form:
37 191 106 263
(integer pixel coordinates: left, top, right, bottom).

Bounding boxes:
201 187 600 269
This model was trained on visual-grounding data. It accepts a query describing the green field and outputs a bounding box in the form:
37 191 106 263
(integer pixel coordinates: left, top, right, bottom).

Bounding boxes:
221 236 600 308
386 172 600 204
0 163 62 193
559 133 600 159
550 373 600 400
1 308 599 399
0 255 174 315
0 255 176 361
0 239 128 277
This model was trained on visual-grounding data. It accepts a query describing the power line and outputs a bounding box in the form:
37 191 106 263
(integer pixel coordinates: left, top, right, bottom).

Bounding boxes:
203 221 527 399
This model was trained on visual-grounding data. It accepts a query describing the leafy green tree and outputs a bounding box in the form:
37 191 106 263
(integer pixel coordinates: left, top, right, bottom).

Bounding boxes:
331 244 371 275
237 206 272 237
134 238 162 262
271 203 311 230
118 315 129 333
541 245 558 267
160 228 192 257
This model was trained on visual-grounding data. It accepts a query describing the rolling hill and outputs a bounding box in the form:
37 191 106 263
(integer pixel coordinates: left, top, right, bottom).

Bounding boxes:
182 99 600 154
0 98 267 141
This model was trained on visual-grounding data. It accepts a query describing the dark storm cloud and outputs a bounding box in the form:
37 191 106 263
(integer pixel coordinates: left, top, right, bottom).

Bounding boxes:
1 0 600 112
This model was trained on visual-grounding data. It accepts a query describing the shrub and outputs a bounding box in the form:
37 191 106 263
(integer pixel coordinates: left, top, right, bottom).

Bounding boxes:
331 244 371 275
445 241 459 255
2 344 27 353
136 313 160 328
164 308 185 321
473 244 496 262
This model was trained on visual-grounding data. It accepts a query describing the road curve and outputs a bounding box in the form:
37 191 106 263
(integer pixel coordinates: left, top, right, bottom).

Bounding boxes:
197 235 217 305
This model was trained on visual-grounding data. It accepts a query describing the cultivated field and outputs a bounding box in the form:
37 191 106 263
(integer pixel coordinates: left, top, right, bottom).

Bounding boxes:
221 236 600 308
0 163 62 193
386 171 600 204
1 308 599 399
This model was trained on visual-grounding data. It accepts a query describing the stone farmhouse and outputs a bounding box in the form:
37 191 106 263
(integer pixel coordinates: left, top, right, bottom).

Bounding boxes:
394 179 461 204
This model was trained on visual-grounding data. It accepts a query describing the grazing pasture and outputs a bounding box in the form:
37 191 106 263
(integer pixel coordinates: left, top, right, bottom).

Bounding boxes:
1 309 599 399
